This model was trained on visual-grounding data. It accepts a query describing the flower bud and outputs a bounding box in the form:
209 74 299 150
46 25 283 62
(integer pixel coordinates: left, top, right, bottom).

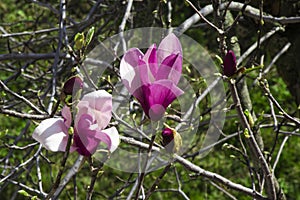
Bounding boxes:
161 127 182 154
223 50 237 77
63 76 83 95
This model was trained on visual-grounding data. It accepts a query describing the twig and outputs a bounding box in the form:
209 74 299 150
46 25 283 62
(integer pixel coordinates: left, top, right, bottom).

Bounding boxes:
269 94 278 131
237 26 283 66
229 82 276 199
176 2 300 35
86 154 109 200
0 108 49 120
45 132 73 200
118 0 133 53
154 188 190 199
0 53 66 61
85 0 103 21
47 0 66 113
0 27 70 38
52 156 85 199
6 178 47 198
253 42 291 87
259 80 300 126
81 64 99 90
120 136 267 199
0 144 43 184
176 77 222 131
36 155 44 195
174 166 189 200
184 131 240 158
135 134 156 200
144 162 173 200
0 80 46 114
209 181 238 200
174 154 268 200
4 142 39 150
119 136 161 152
113 112 159 145
126 178 139 200
222 2 300 24
166 0 172 28
272 136 289 177
224 1 250 34
264 42 291 74
185 0 224 34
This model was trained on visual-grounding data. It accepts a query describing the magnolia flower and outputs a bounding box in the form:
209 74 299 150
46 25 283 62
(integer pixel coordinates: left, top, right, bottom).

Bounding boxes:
120 33 184 121
32 90 120 156
223 50 237 77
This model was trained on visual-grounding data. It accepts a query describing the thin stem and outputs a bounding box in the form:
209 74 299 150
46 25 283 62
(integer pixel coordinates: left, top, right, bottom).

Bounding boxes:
185 0 224 34
229 82 276 199
120 136 268 199
134 134 156 199
45 133 73 200
0 80 46 114
86 154 109 200
52 156 86 199
144 162 173 200
259 80 300 126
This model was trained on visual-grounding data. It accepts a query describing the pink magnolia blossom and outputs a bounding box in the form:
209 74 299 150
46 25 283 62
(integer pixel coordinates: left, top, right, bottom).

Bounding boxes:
32 90 120 156
120 33 184 121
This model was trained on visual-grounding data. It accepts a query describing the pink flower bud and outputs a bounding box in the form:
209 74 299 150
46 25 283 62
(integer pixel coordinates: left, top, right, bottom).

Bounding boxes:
63 76 83 95
161 127 182 154
223 50 237 77
162 128 175 153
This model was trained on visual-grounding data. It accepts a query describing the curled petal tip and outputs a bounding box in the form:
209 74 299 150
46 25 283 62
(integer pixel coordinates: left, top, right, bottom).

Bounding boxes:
101 127 120 153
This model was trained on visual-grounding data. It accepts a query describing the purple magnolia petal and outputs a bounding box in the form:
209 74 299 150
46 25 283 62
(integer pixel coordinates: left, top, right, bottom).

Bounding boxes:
73 132 91 156
223 50 237 77
76 90 112 130
143 44 157 64
137 59 152 84
143 44 158 77
122 59 153 100
120 48 144 94
157 33 182 65
100 127 120 153
94 131 111 151
148 79 184 107
32 118 69 152
74 114 101 156
61 105 72 128
155 53 182 84
139 80 184 121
